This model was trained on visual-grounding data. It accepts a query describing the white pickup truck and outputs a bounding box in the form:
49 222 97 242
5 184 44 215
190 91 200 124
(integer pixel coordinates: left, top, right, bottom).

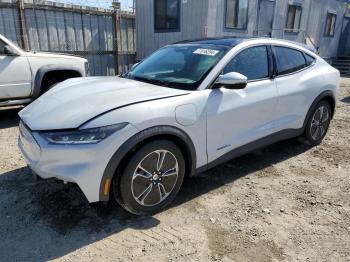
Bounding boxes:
0 34 88 107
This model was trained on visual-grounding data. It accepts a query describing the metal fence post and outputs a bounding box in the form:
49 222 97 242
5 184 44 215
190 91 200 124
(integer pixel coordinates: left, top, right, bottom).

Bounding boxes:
17 0 28 50
113 3 121 75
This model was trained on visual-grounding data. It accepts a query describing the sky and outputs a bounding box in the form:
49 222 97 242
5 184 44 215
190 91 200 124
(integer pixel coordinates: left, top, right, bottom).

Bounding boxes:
55 0 134 11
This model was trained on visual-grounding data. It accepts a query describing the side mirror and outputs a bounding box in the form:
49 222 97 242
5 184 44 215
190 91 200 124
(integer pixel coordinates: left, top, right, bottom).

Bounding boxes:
213 72 248 90
3 45 18 56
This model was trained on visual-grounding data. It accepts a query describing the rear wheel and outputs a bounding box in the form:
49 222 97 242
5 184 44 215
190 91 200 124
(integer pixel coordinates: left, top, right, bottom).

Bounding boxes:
304 100 332 146
114 140 185 215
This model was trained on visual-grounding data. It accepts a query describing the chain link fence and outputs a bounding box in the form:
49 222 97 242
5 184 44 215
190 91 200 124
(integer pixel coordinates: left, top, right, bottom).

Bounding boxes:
0 0 136 76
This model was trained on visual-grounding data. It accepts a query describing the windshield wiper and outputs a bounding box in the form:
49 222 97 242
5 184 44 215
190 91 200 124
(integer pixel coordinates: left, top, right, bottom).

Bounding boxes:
133 76 172 87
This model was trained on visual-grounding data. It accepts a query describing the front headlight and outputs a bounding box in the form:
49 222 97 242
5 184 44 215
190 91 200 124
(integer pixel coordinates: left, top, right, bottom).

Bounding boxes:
40 123 128 145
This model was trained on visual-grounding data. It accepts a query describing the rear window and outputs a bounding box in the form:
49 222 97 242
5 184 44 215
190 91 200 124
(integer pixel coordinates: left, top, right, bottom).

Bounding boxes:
305 53 316 66
274 46 306 76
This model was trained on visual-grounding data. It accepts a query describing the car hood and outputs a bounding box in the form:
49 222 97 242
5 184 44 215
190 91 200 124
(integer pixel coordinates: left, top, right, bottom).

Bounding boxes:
19 77 190 130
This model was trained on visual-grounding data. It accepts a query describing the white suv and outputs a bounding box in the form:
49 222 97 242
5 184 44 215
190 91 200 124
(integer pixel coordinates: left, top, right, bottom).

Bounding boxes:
0 34 88 107
18 38 340 215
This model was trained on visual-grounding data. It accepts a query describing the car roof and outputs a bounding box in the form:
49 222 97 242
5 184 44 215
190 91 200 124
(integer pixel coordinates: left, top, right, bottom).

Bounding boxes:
175 37 248 47
175 37 317 53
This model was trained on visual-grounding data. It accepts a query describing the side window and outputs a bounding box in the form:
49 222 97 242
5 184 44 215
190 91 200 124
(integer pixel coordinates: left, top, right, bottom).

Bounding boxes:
154 0 180 32
223 46 269 81
305 53 316 66
274 46 306 76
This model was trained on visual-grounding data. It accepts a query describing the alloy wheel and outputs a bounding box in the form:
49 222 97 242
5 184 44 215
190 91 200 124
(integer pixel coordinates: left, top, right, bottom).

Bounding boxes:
310 105 330 141
131 150 179 207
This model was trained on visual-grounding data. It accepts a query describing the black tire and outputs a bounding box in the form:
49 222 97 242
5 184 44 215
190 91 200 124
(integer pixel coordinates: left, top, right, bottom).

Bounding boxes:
114 140 185 215
304 100 332 146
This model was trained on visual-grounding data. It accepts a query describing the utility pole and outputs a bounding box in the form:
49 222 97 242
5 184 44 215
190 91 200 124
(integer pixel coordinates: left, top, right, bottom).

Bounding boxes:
17 0 29 50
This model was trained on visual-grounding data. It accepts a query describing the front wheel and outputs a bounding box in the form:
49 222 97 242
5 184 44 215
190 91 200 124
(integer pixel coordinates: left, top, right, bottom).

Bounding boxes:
304 100 332 146
114 140 185 215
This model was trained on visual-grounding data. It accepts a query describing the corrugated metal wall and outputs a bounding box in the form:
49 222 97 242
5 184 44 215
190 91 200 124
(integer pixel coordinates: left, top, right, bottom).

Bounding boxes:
117 14 136 73
0 0 136 75
0 7 21 46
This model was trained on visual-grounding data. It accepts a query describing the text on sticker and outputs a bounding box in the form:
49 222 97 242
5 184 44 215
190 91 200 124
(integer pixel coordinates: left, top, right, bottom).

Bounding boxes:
193 48 219 56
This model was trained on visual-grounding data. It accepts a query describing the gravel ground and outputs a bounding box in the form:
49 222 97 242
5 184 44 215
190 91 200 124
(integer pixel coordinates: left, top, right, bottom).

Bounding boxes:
0 78 349 262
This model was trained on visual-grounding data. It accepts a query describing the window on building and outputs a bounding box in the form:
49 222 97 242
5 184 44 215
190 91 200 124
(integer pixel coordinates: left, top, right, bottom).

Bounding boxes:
225 0 249 29
324 13 337 37
154 0 180 32
286 5 302 32
223 46 269 80
274 46 307 76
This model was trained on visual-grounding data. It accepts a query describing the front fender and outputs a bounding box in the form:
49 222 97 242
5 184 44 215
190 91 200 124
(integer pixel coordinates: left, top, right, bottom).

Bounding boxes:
98 125 197 202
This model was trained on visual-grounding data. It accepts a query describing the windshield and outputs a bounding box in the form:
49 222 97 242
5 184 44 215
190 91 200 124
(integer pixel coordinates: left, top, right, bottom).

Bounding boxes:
126 44 228 90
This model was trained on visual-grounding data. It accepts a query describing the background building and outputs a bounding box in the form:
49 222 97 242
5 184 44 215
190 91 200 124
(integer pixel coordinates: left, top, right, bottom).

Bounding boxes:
136 0 350 74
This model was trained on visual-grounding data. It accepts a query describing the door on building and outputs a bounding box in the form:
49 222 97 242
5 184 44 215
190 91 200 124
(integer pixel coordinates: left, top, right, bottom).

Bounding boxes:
338 17 350 57
256 0 275 37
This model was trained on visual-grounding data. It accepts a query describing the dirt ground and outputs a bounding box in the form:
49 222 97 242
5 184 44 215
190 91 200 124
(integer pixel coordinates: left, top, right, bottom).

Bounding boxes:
0 78 349 262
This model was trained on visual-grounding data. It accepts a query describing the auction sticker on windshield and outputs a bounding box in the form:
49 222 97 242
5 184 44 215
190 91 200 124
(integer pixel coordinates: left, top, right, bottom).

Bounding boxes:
193 48 219 56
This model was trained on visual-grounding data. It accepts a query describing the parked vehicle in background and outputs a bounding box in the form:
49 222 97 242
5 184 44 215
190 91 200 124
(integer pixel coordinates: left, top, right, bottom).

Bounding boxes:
18 37 339 215
0 34 88 107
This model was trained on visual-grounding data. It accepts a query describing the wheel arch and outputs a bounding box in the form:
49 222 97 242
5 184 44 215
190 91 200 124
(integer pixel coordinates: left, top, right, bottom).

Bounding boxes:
302 90 336 129
32 65 84 98
99 125 197 202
